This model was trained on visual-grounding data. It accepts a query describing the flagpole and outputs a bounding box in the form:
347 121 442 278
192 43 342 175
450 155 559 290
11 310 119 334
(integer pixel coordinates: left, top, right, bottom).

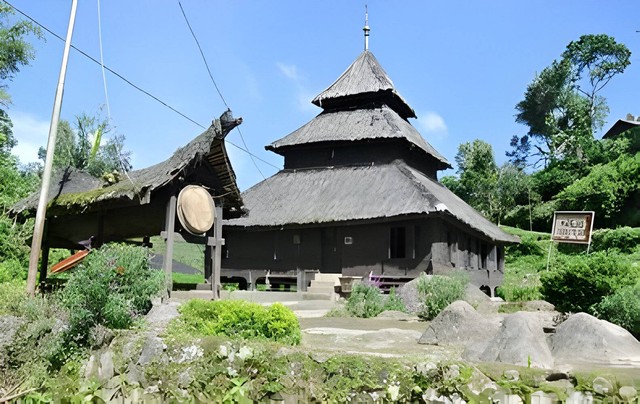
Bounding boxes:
26 0 79 296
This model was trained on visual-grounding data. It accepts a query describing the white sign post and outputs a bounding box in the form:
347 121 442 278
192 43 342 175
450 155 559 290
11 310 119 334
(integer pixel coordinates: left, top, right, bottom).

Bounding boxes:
546 211 595 271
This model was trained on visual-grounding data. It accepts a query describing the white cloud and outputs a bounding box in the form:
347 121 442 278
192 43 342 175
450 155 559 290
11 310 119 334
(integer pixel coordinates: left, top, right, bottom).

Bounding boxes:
419 111 448 135
276 62 317 113
10 111 50 164
276 62 299 80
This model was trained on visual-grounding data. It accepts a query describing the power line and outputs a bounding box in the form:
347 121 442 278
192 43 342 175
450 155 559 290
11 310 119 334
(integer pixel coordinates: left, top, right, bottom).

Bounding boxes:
178 1 229 110
4 0 280 170
177 1 281 177
6 0 206 129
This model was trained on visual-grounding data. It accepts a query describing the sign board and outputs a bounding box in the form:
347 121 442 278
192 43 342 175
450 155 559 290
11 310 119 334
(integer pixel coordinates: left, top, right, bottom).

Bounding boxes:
551 211 595 244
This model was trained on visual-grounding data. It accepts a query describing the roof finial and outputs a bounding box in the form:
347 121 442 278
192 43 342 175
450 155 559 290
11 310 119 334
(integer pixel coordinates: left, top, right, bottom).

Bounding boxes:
363 5 370 51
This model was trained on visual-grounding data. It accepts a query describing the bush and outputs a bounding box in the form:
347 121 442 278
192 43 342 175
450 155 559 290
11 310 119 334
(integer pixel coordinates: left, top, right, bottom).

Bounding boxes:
592 283 640 337
540 251 638 313
60 243 163 344
416 274 467 320
344 282 408 318
591 227 640 253
346 282 384 318
176 299 301 345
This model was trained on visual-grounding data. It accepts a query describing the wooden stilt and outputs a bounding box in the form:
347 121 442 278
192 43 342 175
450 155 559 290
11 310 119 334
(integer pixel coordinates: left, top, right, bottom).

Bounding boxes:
163 194 177 298
213 202 224 300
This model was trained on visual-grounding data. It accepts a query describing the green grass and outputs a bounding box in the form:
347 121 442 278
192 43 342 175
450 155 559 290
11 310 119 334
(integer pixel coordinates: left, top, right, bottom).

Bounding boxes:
500 225 550 241
151 236 205 271
172 272 205 284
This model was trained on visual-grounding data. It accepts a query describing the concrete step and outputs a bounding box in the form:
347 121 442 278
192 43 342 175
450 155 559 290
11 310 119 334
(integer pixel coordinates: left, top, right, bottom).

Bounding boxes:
312 273 341 285
306 286 336 295
301 292 334 301
169 290 214 302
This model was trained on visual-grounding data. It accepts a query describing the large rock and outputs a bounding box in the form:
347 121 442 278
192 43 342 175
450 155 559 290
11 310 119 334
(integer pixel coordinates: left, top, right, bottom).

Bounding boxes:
419 301 501 351
399 276 493 315
475 311 554 369
551 312 640 366
398 275 428 314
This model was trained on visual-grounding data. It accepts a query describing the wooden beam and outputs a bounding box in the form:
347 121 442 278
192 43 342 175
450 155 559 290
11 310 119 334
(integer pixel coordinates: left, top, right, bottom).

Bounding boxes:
160 231 214 246
213 203 224 300
163 194 177 298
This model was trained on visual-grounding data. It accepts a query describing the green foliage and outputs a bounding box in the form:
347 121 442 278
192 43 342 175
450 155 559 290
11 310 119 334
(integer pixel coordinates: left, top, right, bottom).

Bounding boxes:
540 251 638 313
555 153 640 225
0 3 42 103
448 139 530 225
60 243 163 344
345 282 385 318
515 34 630 165
591 226 640 253
384 287 407 312
38 113 133 178
416 274 467 320
343 282 406 318
592 282 640 337
0 216 34 281
175 299 301 345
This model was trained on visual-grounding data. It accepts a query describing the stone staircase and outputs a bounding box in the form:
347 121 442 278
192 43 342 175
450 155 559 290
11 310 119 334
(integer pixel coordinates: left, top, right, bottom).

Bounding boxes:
304 273 340 300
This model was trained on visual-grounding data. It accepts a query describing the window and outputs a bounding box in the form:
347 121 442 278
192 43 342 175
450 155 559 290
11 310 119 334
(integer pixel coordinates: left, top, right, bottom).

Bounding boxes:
389 227 406 259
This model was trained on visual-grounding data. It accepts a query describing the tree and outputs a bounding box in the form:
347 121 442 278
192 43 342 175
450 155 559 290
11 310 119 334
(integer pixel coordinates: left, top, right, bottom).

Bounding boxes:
447 140 529 225
38 113 132 178
513 34 630 166
0 3 42 106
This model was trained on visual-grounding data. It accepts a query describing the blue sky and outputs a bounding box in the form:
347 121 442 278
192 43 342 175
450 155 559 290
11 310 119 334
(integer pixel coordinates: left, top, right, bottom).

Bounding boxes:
6 1 640 190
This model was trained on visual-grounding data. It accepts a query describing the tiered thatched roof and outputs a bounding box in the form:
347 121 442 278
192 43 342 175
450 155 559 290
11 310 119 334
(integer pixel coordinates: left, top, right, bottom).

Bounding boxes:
312 50 415 119
227 160 518 243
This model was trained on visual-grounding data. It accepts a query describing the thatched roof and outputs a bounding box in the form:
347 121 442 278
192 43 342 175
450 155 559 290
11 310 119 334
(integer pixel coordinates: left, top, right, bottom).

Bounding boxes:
312 50 416 119
11 120 243 218
603 118 640 139
267 106 451 169
225 160 518 243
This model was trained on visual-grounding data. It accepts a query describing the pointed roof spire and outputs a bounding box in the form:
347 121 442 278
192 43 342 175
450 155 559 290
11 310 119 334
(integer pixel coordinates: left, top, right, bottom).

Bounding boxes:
363 5 370 51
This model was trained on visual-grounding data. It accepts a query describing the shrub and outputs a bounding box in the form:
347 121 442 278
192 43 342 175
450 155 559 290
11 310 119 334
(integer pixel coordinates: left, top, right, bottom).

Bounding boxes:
345 282 384 318
505 235 545 262
539 251 638 313
592 283 640 337
383 287 407 313
591 227 640 253
416 274 467 320
176 299 301 345
60 243 163 344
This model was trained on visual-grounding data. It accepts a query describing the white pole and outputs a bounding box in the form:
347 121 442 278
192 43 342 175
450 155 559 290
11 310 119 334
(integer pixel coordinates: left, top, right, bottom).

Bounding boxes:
26 0 79 296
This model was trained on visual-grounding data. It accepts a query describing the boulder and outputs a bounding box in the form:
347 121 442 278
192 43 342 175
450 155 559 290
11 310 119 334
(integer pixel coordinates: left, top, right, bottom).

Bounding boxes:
398 275 428 314
419 301 501 351
475 311 554 369
551 312 640 366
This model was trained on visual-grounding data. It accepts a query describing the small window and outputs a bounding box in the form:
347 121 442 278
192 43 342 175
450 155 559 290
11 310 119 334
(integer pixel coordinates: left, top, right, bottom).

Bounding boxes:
389 227 406 259
293 234 301 245
344 236 353 245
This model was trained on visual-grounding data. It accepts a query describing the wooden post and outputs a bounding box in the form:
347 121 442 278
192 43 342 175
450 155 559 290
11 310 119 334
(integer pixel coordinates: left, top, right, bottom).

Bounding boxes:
163 194 177 298
204 231 213 287
38 244 49 293
213 202 224 300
